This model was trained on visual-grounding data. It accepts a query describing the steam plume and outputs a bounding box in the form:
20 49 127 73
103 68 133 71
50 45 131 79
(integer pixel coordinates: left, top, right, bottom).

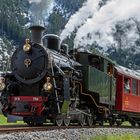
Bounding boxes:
74 0 140 49
28 0 42 3
28 0 54 26
60 0 102 41
60 0 140 51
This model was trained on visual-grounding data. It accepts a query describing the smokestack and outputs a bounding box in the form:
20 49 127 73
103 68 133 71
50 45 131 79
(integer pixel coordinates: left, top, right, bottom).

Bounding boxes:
29 25 45 44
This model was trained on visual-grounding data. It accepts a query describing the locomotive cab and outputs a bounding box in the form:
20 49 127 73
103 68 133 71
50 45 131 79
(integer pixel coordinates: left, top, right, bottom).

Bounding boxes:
75 51 114 75
75 51 116 106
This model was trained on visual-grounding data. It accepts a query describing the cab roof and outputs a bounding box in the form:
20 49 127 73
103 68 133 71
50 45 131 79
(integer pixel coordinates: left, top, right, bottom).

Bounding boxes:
77 50 116 65
115 65 140 80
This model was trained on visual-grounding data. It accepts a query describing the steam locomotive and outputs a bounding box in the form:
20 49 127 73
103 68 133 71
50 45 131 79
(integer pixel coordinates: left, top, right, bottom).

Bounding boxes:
0 25 140 127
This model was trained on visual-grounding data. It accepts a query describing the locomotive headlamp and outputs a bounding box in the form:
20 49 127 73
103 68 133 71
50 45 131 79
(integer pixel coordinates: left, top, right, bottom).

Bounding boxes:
43 82 53 92
23 38 31 52
43 77 53 92
0 77 6 91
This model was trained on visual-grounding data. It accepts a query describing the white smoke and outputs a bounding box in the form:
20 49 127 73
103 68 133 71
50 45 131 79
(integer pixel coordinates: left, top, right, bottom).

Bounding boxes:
28 0 54 25
60 0 102 41
61 0 140 51
28 0 42 3
74 0 140 47
74 0 140 49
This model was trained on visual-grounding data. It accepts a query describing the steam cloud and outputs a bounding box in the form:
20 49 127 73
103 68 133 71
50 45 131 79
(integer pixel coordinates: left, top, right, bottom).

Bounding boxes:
28 0 54 25
61 0 140 50
28 0 42 3
60 0 102 41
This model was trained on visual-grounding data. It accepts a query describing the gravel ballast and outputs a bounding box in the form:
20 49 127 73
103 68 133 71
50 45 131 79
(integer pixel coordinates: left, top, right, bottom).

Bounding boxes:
0 128 139 140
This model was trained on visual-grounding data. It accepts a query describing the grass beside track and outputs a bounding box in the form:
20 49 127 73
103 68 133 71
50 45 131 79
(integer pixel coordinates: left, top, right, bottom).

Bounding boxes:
0 115 24 125
0 114 132 126
0 115 7 124
90 134 140 140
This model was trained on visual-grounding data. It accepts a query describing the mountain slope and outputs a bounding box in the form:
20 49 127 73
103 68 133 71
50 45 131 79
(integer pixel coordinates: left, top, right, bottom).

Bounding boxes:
0 0 30 71
0 0 140 70
0 0 29 44
46 0 86 34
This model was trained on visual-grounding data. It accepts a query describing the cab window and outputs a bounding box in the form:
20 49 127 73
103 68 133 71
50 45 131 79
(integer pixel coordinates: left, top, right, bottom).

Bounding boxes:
107 63 113 75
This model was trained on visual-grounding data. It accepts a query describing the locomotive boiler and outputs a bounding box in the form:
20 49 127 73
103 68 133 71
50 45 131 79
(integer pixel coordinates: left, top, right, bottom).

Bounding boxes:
1 25 140 127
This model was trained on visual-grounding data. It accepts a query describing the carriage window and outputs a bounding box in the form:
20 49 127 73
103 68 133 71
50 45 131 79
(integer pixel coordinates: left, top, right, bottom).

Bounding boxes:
124 78 130 93
132 79 137 95
138 81 140 96
139 82 140 96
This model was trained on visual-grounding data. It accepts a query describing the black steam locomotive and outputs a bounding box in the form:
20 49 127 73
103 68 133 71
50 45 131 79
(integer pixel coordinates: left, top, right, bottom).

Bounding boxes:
1 25 139 127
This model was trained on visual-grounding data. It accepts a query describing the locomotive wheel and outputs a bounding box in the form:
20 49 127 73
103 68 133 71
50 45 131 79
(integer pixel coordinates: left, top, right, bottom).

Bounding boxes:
64 117 71 126
79 114 86 126
99 121 103 126
87 115 93 126
109 120 115 126
130 121 136 127
26 122 35 126
116 121 122 126
55 118 63 127
35 123 43 126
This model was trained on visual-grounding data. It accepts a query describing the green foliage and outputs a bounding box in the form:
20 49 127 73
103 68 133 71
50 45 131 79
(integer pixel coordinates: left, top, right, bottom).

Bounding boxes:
0 37 12 71
46 11 66 34
0 0 30 44
107 47 140 69
0 115 8 124
0 115 24 125
47 0 86 35
90 134 140 140
56 0 86 14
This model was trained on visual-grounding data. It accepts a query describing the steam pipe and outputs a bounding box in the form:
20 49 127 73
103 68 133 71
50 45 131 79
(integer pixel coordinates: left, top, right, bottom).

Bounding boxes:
29 25 45 44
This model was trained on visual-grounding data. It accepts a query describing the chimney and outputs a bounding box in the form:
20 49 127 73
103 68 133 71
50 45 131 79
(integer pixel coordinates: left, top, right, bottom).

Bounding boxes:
29 25 45 44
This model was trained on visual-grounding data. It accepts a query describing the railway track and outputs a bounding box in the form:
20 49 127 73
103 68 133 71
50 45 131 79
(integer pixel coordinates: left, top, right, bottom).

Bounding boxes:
0 125 49 134
0 124 139 134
